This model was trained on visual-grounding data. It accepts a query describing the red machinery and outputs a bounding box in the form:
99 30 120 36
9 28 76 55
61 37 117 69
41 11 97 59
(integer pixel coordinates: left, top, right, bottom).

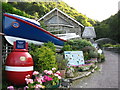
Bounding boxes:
5 40 34 86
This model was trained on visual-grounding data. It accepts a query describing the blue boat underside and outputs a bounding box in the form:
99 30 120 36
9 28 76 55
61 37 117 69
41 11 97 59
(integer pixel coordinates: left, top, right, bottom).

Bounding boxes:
3 13 66 46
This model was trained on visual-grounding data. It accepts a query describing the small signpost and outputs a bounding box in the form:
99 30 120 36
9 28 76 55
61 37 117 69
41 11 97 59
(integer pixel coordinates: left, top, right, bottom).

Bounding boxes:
16 40 26 49
92 43 98 49
64 51 85 66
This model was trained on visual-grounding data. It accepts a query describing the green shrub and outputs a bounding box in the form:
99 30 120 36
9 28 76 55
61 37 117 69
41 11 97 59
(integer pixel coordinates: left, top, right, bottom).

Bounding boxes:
103 44 113 47
56 54 68 70
44 42 56 52
63 39 93 51
112 44 120 48
83 52 91 61
82 46 96 52
89 50 98 58
35 46 57 72
98 53 105 63
2 2 34 18
57 59 68 70
100 54 105 62
29 42 57 72
103 44 120 48
62 44 72 51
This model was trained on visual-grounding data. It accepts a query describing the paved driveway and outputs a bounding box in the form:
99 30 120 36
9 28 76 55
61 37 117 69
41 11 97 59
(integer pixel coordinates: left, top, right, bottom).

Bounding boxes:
70 50 119 88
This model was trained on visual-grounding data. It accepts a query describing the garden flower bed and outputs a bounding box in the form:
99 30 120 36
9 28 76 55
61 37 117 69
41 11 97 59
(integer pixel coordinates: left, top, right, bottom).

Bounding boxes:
7 68 62 89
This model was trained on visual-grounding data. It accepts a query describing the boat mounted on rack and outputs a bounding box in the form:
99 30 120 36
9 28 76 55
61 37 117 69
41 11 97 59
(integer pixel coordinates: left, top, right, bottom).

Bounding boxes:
3 13 67 47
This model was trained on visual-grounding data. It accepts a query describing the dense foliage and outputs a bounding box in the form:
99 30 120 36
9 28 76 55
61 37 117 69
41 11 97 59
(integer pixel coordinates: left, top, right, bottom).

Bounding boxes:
2 1 96 26
2 2 34 18
62 39 93 51
103 44 120 48
29 42 57 72
94 11 120 43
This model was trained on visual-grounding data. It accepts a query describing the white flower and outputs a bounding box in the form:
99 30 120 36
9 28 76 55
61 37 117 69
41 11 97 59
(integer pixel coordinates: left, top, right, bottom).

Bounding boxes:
46 70 53 75
54 73 59 77
52 68 56 70
58 76 62 79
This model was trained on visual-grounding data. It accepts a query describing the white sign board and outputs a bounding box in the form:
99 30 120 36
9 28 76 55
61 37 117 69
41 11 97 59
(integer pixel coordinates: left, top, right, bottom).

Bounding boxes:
64 51 85 66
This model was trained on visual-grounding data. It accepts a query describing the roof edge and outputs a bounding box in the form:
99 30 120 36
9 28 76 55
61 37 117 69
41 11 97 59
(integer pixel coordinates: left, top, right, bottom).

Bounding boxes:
37 8 84 27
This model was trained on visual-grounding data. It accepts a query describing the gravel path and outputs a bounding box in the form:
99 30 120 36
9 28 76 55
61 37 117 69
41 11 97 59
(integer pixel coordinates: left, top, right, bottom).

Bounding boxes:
70 50 119 88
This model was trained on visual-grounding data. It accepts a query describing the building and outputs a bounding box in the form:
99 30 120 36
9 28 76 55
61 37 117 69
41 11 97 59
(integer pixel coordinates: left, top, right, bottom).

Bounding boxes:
37 8 84 40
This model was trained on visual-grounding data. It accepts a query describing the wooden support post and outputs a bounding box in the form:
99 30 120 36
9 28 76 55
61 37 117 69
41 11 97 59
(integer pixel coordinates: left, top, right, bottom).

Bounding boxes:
0 2 2 89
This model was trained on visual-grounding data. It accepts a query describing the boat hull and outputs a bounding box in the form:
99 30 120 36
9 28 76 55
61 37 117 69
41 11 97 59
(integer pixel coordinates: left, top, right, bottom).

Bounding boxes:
3 13 66 46
4 36 63 48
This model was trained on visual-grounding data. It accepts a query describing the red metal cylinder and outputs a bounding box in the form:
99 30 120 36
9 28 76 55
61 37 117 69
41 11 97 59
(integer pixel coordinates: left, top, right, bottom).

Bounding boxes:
5 41 34 86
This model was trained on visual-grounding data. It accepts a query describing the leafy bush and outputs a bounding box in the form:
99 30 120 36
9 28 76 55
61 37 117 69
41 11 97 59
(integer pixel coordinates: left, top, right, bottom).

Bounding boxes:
102 44 113 47
62 45 72 51
63 39 93 51
82 46 96 52
56 54 68 70
100 54 105 62
113 44 120 48
44 42 56 52
36 46 57 72
98 53 105 63
57 59 68 70
2 2 34 18
29 42 57 72
83 52 91 61
103 44 120 48
89 50 98 58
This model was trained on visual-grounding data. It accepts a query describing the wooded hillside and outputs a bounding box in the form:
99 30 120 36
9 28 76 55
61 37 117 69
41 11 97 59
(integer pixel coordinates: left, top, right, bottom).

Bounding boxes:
2 1 96 27
94 11 120 43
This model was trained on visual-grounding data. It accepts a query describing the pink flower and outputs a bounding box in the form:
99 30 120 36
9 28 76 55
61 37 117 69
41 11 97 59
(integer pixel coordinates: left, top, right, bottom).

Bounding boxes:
52 67 56 70
56 71 61 75
25 74 30 78
78 65 82 67
44 70 48 74
24 86 29 90
58 76 62 79
34 84 43 88
7 86 14 90
44 75 53 81
34 84 45 89
25 78 33 84
46 70 53 75
33 71 39 75
36 76 44 84
41 79 46 82
71 65 77 67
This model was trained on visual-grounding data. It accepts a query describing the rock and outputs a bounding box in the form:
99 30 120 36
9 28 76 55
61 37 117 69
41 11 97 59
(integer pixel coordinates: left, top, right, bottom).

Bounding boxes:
66 69 74 78
85 72 91 76
95 66 98 69
92 69 95 73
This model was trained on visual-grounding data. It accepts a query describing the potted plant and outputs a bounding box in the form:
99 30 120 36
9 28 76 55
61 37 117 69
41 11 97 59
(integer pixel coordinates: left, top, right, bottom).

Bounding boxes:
57 59 68 78
56 54 68 78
